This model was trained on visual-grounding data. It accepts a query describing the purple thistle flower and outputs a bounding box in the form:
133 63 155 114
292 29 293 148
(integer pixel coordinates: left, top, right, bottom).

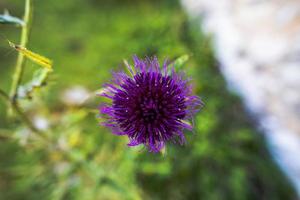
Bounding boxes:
99 56 203 152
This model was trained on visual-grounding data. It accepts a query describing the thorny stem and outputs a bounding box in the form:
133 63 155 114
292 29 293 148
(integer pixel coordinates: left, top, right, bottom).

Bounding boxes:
9 0 32 102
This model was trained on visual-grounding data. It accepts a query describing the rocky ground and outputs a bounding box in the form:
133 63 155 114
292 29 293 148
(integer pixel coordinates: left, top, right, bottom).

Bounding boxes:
181 0 300 195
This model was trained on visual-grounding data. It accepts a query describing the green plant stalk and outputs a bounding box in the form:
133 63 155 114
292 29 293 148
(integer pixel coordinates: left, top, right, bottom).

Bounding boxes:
9 0 32 102
3 0 47 140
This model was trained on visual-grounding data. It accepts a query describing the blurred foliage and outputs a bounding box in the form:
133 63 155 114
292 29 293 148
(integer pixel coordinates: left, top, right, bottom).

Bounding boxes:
0 0 297 200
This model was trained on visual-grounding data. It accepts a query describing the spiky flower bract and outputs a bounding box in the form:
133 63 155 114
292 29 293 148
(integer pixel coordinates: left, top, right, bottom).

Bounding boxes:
99 56 203 152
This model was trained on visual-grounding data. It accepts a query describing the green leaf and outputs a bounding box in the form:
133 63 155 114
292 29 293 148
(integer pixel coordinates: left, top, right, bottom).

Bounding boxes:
0 10 24 26
17 69 50 99
170 54 190 72
8 40 53 71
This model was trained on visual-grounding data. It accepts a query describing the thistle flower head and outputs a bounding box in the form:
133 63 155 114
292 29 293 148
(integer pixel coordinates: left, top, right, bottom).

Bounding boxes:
99 56 203 152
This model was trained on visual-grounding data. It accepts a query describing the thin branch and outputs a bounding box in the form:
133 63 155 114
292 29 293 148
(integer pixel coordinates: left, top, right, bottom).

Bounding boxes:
13 103 47 141
12 102 42 134
0 89 47 141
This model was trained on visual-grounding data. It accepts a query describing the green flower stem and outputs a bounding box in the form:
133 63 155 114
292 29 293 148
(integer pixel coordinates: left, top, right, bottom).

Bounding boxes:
9 0 32 102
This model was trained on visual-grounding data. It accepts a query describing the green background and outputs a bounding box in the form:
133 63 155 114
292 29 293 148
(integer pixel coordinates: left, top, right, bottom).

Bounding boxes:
0 0 297 199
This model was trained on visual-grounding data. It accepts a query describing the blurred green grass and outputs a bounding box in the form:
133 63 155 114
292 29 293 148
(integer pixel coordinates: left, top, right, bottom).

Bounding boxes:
0 0 297 199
